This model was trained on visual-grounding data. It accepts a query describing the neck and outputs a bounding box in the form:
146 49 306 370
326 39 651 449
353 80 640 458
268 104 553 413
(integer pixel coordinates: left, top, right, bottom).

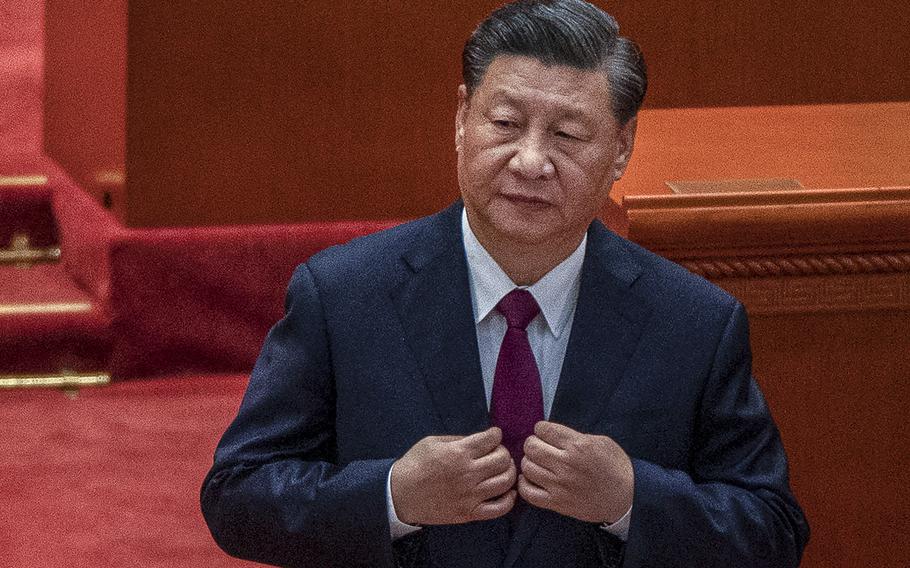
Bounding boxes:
469 221 585 287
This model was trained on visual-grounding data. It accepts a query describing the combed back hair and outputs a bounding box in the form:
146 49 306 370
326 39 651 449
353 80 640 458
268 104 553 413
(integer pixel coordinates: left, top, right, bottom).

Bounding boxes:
462 0 647 125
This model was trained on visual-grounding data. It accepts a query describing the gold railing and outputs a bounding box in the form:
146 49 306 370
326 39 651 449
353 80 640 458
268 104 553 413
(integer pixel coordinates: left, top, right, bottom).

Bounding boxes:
0 174 48 187
0 372 111 389
0 233 61 266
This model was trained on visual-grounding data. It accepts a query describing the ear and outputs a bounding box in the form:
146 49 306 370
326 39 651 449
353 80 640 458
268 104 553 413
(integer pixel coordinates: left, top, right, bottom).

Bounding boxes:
455 84 469 153
611 117 638 181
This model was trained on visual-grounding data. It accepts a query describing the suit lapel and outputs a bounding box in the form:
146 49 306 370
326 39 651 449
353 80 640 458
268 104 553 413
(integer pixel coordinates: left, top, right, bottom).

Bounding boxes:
391 202 490 436
549 221 650 430
503 220 651 568
391 202 511 554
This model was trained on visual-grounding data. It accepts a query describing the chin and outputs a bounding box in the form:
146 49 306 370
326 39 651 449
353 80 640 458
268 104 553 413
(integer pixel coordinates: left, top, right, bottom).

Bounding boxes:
492 219 556 247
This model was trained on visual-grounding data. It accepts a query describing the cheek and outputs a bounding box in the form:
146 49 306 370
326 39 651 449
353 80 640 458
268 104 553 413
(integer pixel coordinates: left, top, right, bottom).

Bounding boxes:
558 154 613 194
466 147 512 185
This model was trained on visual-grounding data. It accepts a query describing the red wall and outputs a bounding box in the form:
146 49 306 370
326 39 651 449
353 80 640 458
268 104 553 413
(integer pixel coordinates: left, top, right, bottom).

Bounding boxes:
44 1 910 227
0 0 44 156
43 0 126 216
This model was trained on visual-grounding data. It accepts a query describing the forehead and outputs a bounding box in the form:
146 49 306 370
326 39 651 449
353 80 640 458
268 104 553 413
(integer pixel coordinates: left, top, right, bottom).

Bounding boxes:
473 55 613 120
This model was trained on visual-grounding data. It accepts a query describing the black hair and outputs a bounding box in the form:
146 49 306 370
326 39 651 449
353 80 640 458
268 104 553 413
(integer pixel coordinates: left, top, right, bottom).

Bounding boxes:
462 0 647 124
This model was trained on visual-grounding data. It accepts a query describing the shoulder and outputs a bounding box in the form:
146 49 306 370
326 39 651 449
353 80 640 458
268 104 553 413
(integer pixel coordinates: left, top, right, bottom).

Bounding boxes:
595 225 740 321
295 205 457 297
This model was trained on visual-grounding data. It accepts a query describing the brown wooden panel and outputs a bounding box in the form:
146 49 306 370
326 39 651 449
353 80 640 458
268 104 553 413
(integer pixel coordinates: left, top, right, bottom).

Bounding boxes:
44 2 910 227
123 1 473 226
752 311 910 568
612 0 910 108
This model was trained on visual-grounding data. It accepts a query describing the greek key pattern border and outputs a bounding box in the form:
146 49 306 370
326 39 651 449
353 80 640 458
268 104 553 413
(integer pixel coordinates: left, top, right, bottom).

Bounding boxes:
713 273 910 315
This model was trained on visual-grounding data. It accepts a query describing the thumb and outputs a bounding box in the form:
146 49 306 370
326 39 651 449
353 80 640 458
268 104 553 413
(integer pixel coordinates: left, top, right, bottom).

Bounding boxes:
432 435 465 443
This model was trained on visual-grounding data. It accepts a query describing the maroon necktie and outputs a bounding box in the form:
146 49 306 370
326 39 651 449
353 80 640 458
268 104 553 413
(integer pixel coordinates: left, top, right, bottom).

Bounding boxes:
490 289 544 473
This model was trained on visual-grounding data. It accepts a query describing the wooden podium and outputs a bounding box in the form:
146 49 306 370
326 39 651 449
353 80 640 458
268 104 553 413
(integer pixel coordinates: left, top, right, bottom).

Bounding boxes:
626 184 910 567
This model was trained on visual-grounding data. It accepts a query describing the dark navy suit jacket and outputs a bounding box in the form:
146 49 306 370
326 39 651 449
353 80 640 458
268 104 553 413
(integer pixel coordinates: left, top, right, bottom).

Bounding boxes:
201 201 809 567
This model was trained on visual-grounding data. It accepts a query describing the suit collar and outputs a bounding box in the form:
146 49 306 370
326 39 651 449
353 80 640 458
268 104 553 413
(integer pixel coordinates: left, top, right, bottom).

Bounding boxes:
461 207 586 339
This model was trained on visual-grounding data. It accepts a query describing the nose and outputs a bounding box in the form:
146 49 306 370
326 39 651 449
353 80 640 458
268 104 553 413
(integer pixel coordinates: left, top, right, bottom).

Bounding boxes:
507 134 555 181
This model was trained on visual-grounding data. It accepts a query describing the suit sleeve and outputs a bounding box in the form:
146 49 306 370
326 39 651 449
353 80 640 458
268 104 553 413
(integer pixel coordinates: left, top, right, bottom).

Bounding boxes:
621 302 810 567
200 263 397 568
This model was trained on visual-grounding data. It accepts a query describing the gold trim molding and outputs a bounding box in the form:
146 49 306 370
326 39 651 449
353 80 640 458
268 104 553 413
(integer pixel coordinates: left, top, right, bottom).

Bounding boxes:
0 302 93 315
0 372 110 389
0 246 62 265
681 252 910 279
0 174 48 187
2 234 61 266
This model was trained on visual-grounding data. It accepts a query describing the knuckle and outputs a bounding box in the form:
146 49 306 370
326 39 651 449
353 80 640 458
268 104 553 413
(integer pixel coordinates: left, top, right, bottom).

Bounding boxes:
520 456 531 474
580 435 596 452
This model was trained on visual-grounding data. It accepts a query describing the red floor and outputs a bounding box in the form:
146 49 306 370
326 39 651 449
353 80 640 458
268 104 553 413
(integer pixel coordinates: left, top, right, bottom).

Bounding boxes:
0 375 262 567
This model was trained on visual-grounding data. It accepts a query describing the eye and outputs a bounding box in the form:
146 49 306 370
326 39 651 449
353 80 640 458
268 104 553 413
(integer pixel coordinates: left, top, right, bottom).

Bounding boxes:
493 119 517 129
555 130 580 141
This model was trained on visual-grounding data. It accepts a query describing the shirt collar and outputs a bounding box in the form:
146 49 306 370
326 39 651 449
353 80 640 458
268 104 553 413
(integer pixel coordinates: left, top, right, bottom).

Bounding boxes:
461 208 586 338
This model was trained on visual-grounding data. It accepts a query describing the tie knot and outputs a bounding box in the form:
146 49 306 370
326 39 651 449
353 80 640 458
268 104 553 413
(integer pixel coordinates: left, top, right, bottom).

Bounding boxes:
496 289 540 330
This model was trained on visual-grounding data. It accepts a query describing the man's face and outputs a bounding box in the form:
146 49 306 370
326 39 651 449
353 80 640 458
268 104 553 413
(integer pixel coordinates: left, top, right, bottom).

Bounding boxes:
456 55 635 250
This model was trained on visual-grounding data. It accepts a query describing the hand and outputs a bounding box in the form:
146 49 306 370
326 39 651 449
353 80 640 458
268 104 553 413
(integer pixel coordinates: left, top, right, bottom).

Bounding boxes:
517 421 633 524
390 427 517 525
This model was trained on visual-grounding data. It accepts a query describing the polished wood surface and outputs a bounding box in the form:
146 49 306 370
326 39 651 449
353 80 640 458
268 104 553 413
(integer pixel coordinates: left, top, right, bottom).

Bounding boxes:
625 186 910 256
620 102 910 198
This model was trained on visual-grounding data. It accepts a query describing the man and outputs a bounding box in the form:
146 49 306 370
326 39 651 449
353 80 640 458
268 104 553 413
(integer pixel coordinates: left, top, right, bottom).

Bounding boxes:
201 1 809 567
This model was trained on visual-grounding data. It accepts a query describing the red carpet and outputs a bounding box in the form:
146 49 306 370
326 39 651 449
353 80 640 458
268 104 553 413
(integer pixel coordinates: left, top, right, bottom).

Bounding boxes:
0 375 261 567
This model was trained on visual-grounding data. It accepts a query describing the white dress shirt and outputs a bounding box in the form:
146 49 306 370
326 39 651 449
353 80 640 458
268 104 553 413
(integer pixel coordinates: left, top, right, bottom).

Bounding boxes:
387 209 631 540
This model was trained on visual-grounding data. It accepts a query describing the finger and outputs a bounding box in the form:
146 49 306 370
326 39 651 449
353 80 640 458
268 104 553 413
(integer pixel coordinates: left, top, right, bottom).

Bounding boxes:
471 489 517 521
523 435 563 471
472 444 512 477
517 474 550 509
458 427 503 458
473 460 517 501
533 421 577 450
520 455 556 489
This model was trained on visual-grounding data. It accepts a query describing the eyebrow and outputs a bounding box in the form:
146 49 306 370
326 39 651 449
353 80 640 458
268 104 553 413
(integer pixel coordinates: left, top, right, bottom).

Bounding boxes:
487 89 597 126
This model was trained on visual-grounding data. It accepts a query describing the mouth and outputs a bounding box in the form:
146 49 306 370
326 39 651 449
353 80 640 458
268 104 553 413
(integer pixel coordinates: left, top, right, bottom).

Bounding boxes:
499 193 551 208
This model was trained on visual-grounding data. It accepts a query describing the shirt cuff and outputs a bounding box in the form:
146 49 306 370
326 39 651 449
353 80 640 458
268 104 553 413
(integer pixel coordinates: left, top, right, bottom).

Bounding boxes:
600 504 632 541
387 462 423 540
